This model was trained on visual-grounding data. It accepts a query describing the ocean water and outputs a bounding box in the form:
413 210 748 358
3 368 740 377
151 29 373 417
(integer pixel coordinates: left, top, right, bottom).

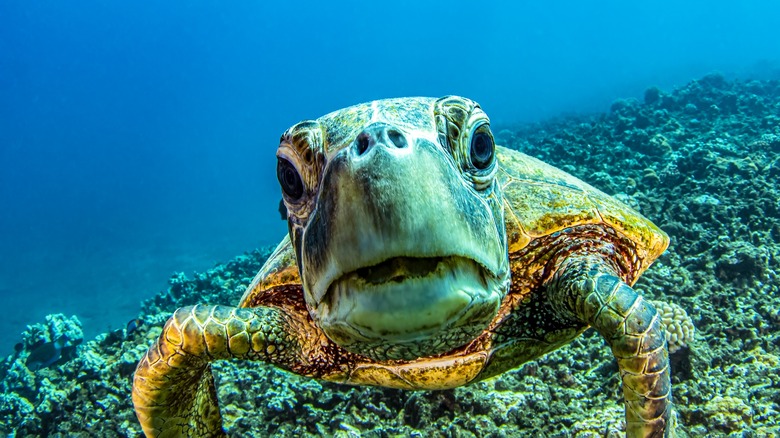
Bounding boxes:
2 2 780 436
1 0 778 357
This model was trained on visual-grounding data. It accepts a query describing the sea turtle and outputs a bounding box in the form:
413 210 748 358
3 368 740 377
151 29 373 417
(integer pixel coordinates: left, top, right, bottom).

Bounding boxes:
133 96 674 437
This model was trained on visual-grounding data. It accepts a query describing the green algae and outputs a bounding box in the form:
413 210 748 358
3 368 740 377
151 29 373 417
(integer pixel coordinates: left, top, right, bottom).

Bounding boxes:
1 74 779 436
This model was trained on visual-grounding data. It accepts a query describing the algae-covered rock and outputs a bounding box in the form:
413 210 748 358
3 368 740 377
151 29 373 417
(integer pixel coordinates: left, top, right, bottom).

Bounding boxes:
569 405 625 438
698 396 753 432
0 392 39 433
1 75 780 436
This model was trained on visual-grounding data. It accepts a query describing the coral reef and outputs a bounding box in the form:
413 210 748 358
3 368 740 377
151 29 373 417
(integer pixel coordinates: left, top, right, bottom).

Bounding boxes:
649 300 695 354
1 74 779 436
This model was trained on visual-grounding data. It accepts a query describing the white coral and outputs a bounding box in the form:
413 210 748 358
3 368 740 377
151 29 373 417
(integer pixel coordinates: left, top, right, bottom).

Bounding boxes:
649 300 695 354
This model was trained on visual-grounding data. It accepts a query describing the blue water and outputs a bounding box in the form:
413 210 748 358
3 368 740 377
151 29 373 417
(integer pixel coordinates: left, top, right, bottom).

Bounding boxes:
1 1 778 353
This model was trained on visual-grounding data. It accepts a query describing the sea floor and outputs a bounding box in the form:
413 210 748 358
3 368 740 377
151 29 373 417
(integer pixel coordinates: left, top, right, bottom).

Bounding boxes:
1 74 778 436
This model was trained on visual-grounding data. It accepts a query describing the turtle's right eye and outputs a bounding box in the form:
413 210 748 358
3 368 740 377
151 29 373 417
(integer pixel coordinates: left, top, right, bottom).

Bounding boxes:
470 127 494 170
277 158 304 200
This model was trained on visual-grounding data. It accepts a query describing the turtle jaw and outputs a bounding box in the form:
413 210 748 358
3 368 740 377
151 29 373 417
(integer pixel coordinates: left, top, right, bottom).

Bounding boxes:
315 255 506 361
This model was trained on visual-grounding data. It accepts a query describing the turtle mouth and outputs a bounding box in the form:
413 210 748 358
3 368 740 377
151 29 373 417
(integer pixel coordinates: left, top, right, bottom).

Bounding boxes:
354 256 447 285
316 255 503 360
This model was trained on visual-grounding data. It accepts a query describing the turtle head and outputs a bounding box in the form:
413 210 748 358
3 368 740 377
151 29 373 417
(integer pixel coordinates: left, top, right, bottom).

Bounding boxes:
276 96 510 361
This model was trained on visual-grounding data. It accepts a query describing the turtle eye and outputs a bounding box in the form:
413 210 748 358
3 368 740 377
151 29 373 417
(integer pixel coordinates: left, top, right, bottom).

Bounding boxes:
277 158 304 200
470 124 494 170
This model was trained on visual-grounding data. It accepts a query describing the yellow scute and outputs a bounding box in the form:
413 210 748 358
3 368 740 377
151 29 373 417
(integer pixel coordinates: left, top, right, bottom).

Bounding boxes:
346 353 488 390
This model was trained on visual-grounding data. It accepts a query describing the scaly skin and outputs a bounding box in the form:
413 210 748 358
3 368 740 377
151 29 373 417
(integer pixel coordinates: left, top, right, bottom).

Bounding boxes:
132 305 301 438
549 254 674 438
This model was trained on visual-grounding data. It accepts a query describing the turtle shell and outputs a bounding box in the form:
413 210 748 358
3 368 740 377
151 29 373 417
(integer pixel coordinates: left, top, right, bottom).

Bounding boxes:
238 142 668 389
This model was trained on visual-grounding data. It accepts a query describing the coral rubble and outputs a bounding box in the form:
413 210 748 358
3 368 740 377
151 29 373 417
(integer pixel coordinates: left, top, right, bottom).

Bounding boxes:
1 74 779 436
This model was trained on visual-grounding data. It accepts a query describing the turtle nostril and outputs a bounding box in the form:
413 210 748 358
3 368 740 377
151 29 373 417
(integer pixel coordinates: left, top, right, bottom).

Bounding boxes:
356 133 370 155
354 124 407 156
387 129 407 148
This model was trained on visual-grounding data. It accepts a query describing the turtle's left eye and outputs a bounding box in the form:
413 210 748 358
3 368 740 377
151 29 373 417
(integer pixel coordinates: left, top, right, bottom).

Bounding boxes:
277 158 304 200
470 124 494 170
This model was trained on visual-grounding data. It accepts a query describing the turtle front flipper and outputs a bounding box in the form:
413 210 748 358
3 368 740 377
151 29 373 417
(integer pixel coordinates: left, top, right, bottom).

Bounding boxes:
549 254 674 438
132 304 301 438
